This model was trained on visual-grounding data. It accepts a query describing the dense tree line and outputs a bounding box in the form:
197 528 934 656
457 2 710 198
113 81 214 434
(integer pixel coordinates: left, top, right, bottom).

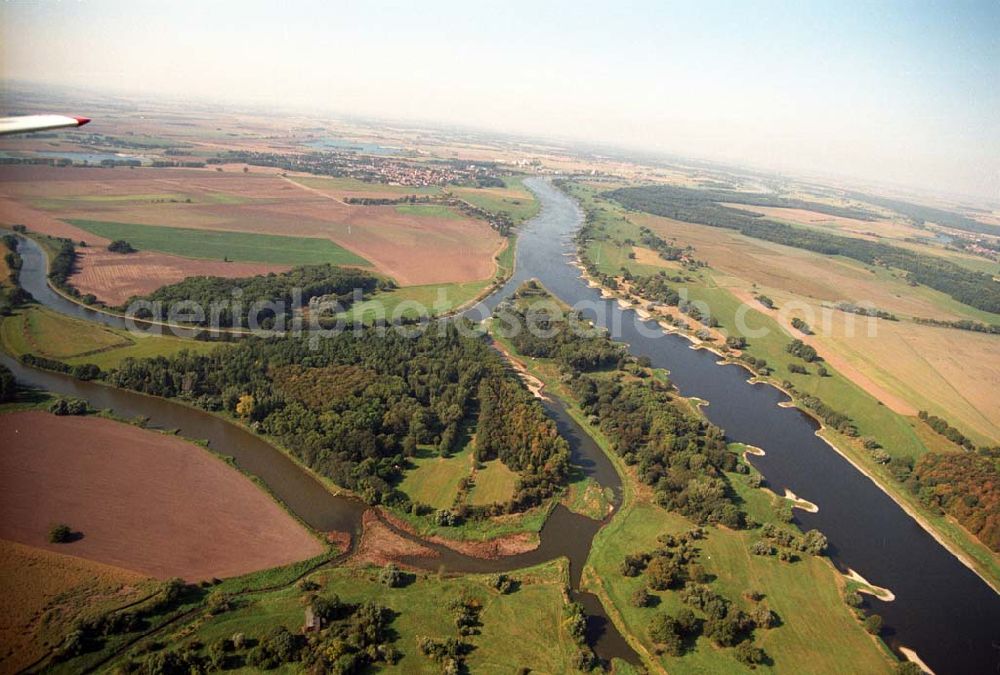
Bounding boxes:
606 186 1000 313
612 185 877 222
572 373 743 527
48 237 79 293
0 234 28 314
498 283 744 526
840 189 1000 237
834 301 898 321
909 451 1000 551
792 392 857 437
476 374 570 510
913 316 1000 334
0 364 15 402
629 272 682 306
917 410 975 450
127 264 388 328
105 322 568 510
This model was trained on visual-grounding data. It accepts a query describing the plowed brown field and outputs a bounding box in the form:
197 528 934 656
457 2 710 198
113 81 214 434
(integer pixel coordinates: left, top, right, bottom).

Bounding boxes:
0 412 324 581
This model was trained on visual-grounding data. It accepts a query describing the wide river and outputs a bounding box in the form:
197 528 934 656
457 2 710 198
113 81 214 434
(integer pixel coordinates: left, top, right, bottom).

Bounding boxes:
8 177 999 673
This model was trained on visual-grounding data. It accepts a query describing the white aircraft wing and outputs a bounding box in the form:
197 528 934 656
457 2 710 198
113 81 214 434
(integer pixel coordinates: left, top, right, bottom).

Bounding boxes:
0 114 91 136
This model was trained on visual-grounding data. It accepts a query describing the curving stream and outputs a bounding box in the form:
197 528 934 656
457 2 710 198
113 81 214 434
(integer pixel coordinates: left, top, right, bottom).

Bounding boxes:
7 177 1000 673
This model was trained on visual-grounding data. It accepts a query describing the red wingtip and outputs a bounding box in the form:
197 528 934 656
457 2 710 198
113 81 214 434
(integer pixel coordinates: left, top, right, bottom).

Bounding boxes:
74 116 91 127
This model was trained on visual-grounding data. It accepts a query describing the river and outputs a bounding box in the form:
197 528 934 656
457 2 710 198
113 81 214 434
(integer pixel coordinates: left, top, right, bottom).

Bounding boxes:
8 177 1000 673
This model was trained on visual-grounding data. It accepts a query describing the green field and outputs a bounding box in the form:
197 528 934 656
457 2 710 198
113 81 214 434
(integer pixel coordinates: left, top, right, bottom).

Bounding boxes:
394 203 463 219
105 561 580 675
586 494 894 674
342 278 492 323
398 445 476 510
1 306 217 370
468 459 520 506
452 176 540 224
292 175 443 196
66 219 372 267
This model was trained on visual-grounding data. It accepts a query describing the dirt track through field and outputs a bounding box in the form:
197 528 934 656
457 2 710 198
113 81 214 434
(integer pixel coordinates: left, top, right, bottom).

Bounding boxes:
0 411 324 581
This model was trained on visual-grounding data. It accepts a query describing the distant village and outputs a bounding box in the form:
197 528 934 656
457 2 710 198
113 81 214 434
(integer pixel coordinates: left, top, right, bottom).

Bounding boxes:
214 150 509 188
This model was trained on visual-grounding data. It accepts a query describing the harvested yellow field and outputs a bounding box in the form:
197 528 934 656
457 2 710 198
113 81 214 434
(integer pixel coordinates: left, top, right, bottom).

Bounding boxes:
0 539 154 674
634 212 986 321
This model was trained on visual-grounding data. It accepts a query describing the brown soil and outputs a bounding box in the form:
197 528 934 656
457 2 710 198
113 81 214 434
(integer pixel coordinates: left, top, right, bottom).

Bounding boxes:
377 509 539 559
70 247 289 306
350 510 437 568
0 412 324 581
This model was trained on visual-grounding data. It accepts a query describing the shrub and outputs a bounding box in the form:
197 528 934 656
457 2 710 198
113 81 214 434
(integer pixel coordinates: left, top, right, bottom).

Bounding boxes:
49 523 73 543
630 587 653 608
108 239 137 254
863 613 883 634
49 397 88 416
734 641 767 668
380 563 404 588
489 573 517 594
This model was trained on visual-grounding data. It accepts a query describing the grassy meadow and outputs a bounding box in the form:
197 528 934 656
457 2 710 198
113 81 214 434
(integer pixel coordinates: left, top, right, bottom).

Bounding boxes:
398 445 478 510
451 176 541 224
1 305 217 370
104 561 580 675
67 219 372 267
291 175 442 196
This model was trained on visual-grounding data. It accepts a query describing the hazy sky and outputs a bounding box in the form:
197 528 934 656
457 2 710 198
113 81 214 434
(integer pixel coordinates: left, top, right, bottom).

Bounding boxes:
3 1 999 200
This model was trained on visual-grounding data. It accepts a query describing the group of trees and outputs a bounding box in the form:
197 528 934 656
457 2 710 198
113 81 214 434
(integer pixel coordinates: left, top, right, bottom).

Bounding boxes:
122 594 399 673
569 363 743 528
785 338 818 362
606 185 1000 313
637 225 690 261
909 451 1000 551
495 285 625 371
751 524 828 561
501 284 743 527
834 301 898 321
913 316 1000 334
629 272 683 307
918 410 975 450
127 264 388 328
105 322 569 512
475 373 570 510
0 364 15 402
108 239 137 254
